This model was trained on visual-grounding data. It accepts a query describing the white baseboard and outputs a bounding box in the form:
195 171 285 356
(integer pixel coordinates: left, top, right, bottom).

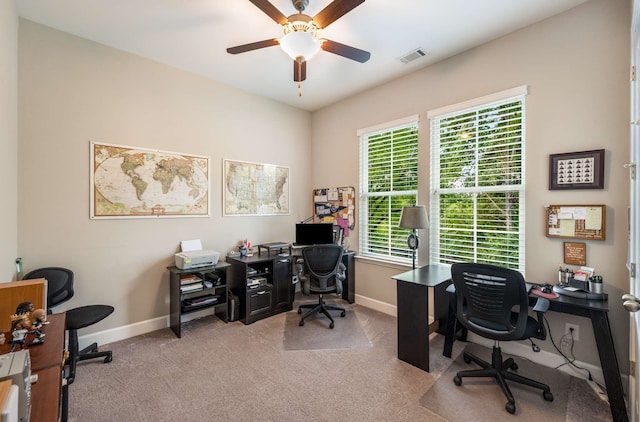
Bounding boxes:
354 293 397 316
77 308 213 350
78 316 168 350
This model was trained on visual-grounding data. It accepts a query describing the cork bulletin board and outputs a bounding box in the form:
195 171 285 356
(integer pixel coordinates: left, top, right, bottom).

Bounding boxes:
312 186 356 232
545 204 606 240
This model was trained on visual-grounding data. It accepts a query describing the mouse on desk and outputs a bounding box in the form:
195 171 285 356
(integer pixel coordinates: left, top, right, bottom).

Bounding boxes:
541 284 553 294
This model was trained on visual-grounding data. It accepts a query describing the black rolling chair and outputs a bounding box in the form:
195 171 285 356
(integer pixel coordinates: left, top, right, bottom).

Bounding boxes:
23 267 114 385
297 245 346 329
450 262 553 414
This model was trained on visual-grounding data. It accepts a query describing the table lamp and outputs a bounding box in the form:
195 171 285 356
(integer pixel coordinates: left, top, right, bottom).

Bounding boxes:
399 205 429 269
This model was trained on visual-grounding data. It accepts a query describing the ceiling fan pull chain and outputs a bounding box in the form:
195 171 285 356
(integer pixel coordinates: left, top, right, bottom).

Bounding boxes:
298 82 302 96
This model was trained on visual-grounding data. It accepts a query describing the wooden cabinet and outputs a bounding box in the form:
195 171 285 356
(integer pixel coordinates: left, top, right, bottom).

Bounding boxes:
167 263 230 338
227 254 293 324
0 278 46 332
0 313 66 422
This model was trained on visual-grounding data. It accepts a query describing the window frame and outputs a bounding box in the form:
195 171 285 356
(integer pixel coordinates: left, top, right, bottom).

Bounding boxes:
428 86 527 272
358 115 420 264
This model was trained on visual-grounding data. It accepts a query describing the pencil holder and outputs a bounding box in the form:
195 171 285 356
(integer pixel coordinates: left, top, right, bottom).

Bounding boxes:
589 275 603 294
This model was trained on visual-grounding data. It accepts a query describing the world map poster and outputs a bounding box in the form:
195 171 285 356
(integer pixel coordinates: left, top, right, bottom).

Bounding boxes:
91 142 210 218
223 159 289 216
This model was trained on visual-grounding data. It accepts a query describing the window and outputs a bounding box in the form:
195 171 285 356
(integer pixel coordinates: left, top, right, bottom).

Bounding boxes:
428 86 527 271
358 115 419 263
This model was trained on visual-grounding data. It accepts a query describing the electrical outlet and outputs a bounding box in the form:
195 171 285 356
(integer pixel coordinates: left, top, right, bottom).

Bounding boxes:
565 323 580 341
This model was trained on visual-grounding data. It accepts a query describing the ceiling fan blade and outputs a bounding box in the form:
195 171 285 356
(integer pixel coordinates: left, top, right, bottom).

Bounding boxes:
313 0 365 29
249 0 288 25
293 59 307 82
321 39 370 63
227 39 280 55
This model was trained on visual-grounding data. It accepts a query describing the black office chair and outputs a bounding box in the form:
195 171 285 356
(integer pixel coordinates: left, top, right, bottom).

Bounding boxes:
450 262 553 414
297 245 346 329
23 267 114 385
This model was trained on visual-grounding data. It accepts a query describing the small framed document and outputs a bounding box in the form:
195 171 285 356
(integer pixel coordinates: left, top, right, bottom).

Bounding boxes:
564 242 586 266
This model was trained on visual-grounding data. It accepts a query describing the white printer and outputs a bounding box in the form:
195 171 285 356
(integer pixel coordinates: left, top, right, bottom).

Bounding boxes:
175 239 220 270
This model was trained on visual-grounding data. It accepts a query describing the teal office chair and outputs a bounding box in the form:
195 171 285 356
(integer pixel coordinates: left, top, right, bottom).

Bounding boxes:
297 245 346 329
451 262 553 414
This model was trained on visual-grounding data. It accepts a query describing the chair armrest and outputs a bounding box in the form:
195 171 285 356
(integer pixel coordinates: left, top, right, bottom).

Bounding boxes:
337 262 346 282
532 297 549 339
532 297 549 313
296 262 310 295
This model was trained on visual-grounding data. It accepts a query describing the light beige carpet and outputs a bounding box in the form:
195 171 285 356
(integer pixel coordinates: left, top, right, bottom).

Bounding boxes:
66 304 613 422
421 343 571 420
283 308 371 351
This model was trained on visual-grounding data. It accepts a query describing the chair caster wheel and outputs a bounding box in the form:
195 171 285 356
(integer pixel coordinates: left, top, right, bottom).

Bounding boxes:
104 355 112 363
511 362 519 371
505 401 516 414
297 308 302 314
453 375 462 386
340 311 346 317
463 354 471 364
543 391 554 401
299 320 304 326
329 322 335 329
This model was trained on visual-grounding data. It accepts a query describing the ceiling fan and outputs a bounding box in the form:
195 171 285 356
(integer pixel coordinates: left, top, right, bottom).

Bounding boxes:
227 0 371 95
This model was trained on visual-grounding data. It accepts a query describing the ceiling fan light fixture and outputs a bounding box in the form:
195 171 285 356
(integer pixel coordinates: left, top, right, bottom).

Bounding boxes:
280 19 321 61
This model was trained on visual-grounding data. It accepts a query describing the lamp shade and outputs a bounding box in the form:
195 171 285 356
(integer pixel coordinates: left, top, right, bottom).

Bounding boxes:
399 205 429 229
280 31 321 61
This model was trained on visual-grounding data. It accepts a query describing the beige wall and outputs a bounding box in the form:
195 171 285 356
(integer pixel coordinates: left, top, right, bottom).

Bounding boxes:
0 1 18 282
311 0 631 370
18 20 312 333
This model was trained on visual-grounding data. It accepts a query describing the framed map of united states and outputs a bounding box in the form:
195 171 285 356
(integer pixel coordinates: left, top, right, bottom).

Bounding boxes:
223 159 289 216
90 142 210 218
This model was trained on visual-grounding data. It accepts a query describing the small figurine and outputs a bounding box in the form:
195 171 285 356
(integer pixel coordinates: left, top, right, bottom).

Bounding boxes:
28 308 48 345
10 313 30 352
15 301 34 316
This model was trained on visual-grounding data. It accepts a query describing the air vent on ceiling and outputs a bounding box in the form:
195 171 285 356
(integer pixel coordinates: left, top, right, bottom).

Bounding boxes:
399 48 427 64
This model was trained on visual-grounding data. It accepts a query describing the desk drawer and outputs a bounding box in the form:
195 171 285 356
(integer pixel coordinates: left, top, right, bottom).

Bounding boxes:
248 287 272 316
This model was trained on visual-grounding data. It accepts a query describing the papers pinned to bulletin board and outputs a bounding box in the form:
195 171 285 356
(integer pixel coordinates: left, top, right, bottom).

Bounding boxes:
545 204 606 240
313 187 355 235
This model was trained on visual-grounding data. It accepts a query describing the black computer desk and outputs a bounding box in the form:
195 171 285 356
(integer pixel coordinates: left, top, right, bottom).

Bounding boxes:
392 265 453 373
443 284 628 422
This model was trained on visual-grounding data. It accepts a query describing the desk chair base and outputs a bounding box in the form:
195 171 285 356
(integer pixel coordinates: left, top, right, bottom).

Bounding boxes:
453 344 553 414
298 294 346 329
67 329 113 385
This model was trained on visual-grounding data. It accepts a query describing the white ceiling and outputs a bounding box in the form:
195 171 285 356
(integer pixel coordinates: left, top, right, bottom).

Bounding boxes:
16 0 589 111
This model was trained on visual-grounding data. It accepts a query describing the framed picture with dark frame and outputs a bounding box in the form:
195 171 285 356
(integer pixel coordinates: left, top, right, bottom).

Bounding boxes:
549 149 605 190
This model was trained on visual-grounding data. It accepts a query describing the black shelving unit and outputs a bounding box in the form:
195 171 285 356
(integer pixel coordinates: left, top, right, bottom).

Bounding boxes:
167 262 231 338
227 254 293 324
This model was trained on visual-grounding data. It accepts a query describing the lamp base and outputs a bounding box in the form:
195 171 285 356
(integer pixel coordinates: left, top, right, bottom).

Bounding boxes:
407 232 420 270
407 233 420 249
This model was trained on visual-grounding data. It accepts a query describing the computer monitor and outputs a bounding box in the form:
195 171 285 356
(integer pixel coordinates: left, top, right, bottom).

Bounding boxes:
295 223 334 245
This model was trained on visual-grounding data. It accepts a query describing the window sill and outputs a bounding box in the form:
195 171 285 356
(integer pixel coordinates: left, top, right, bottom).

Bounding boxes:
354 255 412 271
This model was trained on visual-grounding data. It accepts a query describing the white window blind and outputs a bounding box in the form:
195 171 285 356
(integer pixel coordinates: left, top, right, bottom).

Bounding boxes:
429 87 527 271
359 116 419 262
